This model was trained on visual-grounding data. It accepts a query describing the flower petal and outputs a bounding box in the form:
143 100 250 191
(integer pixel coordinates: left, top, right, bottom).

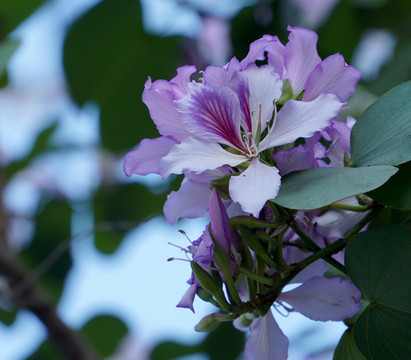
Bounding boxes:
245 65 283 136
273 144 318 176
229 158 281 217
161 137 247 177
245 311 289 360
174 82 244 149
142 67 195 141
261 93 343 150
209 188 237 253
303 53 361 102
241 35 285 77
123 136 177 176
176 283 198 313
163 178 212 225
284 26 321 93
279 276 362 321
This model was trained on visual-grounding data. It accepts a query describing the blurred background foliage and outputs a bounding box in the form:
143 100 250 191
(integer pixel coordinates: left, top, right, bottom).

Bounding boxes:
0 0 410 359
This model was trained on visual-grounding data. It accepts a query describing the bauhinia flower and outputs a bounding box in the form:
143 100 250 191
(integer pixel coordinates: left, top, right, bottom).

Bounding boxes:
124 26 360 220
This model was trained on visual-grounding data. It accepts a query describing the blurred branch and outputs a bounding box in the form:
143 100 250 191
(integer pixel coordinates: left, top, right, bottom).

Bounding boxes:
0 167 100 360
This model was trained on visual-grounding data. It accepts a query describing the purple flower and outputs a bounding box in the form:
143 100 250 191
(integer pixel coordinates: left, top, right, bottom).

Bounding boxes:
124 26 360 220
244 275 361 360
177 189 240 312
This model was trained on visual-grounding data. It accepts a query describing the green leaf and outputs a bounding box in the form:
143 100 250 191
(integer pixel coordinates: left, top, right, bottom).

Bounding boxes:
367 161 411 210
201 321 245 360
0 0 45 37
5 122 57 179
93 183 166 254
350 0 389 8
20 201 72 302
0 38 19 77
273 166 398 209
351 81 411 167
0 307 17 326
345 225 411 359
26 339 62 360
334 328 366 360
82 314 128 357
63 0 181 152
368 208 411 230
150 341 202 360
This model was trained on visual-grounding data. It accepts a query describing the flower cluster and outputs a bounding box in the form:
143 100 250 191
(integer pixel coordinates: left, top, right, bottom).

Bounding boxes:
124 26 366 360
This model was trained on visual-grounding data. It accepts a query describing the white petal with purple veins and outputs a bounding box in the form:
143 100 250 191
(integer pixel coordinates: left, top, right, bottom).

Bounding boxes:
161 137 247 178
174 82 244 149
245 311 289 360
261 93 343 150
278 276 362 321
229 158 281 217
245 65 283 136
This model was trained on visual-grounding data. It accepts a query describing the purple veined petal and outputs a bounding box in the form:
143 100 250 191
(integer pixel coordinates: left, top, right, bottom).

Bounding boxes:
273 144 318 176
303 53 361 102
170 65 197 98
229 158 281 217
245 65 283 137
142 77 191 142
163 178 212 225
174 82 245 150
176 283 198 313
209 188 237 253
278 276 362 321
245 311 289 360
123 136 177 177
284 26 322 94
261 93 343 150
241 35 285 77
160 137 247 178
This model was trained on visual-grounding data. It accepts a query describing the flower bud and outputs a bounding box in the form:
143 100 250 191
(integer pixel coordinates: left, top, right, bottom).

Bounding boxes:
194 313 235 332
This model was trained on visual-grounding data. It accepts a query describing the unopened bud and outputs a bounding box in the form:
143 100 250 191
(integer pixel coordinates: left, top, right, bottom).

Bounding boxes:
194 313 235 332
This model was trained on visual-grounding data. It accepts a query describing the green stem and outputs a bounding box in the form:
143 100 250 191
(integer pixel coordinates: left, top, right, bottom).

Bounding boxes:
230 216 280 229
238 267 274 286
289 221 347 274
299 207 382 270
329 202 370 212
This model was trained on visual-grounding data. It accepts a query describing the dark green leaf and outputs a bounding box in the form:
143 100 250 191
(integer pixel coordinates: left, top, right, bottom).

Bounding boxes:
201 321 245 360
150 341 202 360
26 339 62 360
0 307 17 326
273 166 398 209
345 225 411 359
0 0 45 38
317 0 361 60
82 314 128 357
0 38 19 76
351 81 411 167
334 328 366 360
63 0 181 152
20 201 72 302
350 0 389 8
354 306 411 360
367 161 411 210
368 208 411 230
6 122 57 179
93 183 166 254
